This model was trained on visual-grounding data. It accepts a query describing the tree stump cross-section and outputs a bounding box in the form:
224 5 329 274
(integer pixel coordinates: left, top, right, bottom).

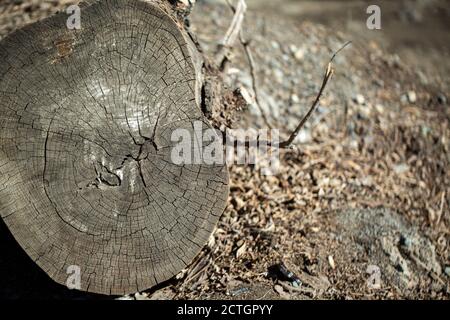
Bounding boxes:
0 0 229 295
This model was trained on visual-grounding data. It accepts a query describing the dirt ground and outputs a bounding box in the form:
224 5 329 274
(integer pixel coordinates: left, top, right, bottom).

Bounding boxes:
0 0 448 300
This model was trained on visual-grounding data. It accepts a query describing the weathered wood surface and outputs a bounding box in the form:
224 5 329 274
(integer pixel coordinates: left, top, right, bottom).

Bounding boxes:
0 0 228 295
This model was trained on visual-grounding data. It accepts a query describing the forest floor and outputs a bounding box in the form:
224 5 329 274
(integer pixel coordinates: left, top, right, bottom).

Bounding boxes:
0 0 449 299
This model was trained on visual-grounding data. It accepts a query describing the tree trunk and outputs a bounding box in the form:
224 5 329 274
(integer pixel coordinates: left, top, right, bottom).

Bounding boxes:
0 0 229 295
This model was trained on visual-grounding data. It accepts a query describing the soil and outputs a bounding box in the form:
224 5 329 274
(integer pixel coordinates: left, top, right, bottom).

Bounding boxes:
0 0 448 300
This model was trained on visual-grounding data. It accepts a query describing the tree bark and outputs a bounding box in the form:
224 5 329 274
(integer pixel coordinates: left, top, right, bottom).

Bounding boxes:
0 0 228 295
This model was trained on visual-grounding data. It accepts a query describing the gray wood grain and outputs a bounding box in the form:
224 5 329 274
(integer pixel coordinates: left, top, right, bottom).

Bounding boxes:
0 0 229 295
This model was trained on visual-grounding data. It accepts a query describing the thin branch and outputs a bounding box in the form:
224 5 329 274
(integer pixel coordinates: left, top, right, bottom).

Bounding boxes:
222 0 246 46
278 63 334 148
278 41 352 148
215 0 247 66
330 40 352 63
225 0 272 128
240 39 273 128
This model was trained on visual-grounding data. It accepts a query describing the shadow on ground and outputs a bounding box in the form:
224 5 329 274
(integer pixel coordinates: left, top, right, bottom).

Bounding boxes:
0 218 106 300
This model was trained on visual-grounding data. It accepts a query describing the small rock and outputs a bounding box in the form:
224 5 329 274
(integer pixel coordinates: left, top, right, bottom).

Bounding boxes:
297 199 307 207
208 235 215 248
227 67 240 75
239 86 254 105
273 68 284 83
135 292 149 300
176 268 187 280
349 139 359 149
271 41 280 50
407 91 417 103
293 48 305 61
394 163 409 174
421 126 431 136
445 267 450 277
274 284 284 295
353 94 365 105
236 243 247 258
234 197 245 210
291 94 300 104
375 104 385 114
328 255 336 269
318 188 325 197
319 177 330 187
399 234 412 248
437 93 447 105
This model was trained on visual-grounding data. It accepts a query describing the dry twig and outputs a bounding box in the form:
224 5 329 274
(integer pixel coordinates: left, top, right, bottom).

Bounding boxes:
278 41 352 148
219 41 351 150
225 0 272 128
278 63 334 148
215 0 247 67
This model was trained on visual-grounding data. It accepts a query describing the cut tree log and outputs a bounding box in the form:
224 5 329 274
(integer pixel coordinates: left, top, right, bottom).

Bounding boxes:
0 0 229 295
